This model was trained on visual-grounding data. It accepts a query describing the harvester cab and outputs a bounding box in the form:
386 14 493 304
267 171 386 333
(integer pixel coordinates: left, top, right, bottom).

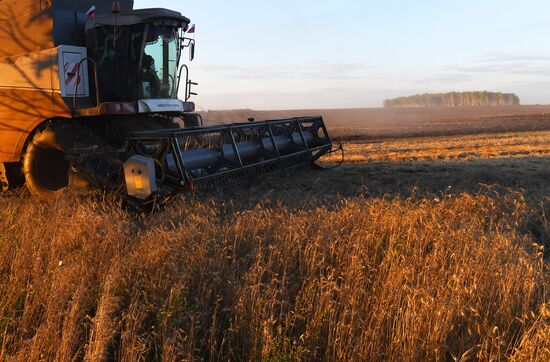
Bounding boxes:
0 1 340 204
84 7 196 110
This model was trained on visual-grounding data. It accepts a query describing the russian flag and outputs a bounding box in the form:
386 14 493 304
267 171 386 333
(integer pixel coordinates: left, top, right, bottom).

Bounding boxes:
86 6 96 18
186 24 195 34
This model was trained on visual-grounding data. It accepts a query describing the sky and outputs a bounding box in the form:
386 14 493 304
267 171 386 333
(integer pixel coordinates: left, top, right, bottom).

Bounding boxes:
135 0 550 110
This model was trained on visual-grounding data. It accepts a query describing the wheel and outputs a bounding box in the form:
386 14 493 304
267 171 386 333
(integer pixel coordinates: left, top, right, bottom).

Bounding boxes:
0 162 24 191
22 123 82 198
0 163 8 191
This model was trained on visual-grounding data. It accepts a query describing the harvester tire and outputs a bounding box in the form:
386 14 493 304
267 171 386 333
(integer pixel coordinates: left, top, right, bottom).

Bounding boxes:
23 123 81 198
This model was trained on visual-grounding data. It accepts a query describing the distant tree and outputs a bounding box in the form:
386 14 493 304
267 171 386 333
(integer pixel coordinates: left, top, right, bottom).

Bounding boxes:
384 91 520 108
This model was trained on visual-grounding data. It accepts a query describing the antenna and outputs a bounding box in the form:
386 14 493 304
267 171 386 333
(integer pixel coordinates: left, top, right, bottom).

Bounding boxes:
112 1 121 48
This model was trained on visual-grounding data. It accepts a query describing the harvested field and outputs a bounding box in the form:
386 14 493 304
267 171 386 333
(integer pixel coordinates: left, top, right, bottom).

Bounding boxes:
0 112 549 361
333 131 550 163
201 105 550 139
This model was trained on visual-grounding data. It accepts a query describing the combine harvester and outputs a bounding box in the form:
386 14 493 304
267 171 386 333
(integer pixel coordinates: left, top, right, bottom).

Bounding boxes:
0 1 339 204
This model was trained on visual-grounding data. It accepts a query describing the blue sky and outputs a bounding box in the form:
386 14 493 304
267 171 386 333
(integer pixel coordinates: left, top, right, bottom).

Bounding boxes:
136 0 550 110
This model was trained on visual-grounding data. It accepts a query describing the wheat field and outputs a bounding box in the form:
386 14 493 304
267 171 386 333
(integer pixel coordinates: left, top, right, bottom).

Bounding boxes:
0 119 549 360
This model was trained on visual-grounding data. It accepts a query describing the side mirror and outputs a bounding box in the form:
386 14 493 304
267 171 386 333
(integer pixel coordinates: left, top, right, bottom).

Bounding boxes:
180 37 196 61
189 41 195 61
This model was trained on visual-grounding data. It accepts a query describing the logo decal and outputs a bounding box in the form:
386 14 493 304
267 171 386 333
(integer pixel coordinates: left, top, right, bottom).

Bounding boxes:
64 62 81 88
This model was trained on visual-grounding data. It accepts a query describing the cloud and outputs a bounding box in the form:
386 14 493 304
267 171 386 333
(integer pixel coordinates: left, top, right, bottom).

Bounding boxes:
194 61 369 80
190 52 550 109
420 73 476 84
194 87 404 110
444 52 550 76
471 53 550 63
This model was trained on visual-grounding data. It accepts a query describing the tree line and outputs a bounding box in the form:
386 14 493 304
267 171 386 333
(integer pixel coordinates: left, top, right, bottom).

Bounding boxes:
384 92 520 108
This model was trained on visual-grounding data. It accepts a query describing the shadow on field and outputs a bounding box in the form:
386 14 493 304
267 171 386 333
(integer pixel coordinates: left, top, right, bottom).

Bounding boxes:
197 155 550 260
212 156 550 208
3 156 549 211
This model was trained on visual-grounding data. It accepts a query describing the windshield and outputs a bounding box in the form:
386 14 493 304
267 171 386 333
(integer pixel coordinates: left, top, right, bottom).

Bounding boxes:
138 24 180 99
90 23 182 102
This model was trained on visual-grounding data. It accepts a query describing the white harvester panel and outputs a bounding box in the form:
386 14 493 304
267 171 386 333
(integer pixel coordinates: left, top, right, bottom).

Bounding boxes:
57 45 89 98
138 99 187 113
124 155 158 200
